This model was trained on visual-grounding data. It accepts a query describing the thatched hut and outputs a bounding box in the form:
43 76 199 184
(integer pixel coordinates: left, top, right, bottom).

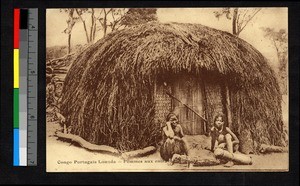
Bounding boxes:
60 22 285 154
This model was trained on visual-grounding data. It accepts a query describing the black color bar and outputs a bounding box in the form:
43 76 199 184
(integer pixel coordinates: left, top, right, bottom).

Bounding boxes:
20 9 28 29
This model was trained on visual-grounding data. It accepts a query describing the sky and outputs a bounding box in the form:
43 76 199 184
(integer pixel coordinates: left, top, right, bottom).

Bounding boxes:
46 8 288 70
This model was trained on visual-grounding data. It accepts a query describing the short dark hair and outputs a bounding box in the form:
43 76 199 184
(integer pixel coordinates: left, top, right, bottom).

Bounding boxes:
213 113 225 123
166 112 177 122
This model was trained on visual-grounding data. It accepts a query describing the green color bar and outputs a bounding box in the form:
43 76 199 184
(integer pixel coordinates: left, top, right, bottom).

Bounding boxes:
14 88 19 128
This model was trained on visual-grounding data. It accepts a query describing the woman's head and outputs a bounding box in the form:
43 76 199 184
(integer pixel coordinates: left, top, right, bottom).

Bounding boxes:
213 113 225 129
166 112 179 126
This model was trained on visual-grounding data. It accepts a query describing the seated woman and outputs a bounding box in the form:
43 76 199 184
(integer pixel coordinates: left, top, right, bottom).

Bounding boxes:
210 113 239 167
160 113 189 163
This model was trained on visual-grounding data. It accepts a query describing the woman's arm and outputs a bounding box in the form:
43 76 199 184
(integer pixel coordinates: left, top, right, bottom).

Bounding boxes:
163 122 175 138
226 127 239 145
171 125 184 141
178 124 184 138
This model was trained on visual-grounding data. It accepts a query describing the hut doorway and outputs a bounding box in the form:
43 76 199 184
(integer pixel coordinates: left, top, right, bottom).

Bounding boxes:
171 75 206 135
155 74 206 135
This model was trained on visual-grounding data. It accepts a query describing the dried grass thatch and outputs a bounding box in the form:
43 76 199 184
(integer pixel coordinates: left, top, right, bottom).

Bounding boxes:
61 22 284 153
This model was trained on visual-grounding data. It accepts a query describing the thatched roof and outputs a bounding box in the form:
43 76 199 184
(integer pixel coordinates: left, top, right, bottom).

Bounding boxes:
61 22 284 152
64 22 281 90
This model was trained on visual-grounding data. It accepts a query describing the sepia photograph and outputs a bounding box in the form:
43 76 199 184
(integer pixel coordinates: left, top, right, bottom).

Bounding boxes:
46 8 288 172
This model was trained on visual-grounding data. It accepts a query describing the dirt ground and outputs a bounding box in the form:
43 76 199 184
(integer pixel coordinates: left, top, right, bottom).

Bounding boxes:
46 95 288 172
46 121 288 172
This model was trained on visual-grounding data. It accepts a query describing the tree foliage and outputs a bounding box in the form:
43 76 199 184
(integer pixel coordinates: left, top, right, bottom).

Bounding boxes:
261 27 288 95
214 8 261 36
96 8 127 37
61 8 128 45
120 8 158 27
60 8 158 46
107 8 128 32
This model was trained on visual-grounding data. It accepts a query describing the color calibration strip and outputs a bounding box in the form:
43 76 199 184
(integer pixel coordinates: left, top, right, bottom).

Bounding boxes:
14 8 38 166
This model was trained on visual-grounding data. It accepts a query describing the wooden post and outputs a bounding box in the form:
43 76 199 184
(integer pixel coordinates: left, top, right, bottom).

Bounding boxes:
201 78 208 134
153 74 160 127
225 84 232 128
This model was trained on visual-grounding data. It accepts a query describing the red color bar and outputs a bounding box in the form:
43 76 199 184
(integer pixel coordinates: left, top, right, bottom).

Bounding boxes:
14 9 20 49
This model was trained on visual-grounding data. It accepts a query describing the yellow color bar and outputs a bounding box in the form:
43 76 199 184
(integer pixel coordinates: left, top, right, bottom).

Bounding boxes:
14 49 19 88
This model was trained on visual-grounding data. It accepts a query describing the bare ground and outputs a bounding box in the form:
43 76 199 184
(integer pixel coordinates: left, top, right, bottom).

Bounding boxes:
47 121 288 172
47 95 288 172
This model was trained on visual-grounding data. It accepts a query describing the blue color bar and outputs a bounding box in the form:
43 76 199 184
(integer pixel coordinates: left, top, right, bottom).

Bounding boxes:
13 129 20 166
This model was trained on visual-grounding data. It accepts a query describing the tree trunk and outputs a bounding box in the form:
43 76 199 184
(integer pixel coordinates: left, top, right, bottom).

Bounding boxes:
68 34 71 54
93 22 97 41
75 9 89 43
89 8 95 43
66 9 76 54
103 9 108 37
232 8 238 36
55 132 120 155
103 18 107 37
121 146 156 160
82 20 89 43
